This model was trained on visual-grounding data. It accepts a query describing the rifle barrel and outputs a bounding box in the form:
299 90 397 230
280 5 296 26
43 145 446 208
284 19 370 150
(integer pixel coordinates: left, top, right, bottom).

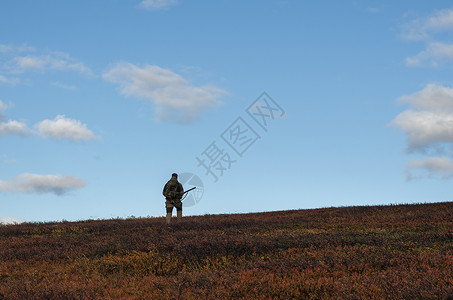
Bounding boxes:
183 187 196 194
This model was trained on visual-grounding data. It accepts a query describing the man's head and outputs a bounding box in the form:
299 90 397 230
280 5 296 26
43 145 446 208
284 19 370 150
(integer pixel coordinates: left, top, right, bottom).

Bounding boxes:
171 173 178 179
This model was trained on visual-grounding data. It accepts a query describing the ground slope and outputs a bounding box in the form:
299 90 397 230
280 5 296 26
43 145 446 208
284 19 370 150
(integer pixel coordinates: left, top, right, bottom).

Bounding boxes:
1 202 453 299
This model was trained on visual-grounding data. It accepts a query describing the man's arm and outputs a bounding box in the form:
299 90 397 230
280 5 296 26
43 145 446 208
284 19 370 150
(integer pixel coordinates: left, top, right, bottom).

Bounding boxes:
163 183 168 197
179 183 184 197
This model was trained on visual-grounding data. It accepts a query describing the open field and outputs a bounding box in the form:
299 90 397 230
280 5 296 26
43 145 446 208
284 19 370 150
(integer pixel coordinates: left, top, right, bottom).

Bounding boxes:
1 202 452 299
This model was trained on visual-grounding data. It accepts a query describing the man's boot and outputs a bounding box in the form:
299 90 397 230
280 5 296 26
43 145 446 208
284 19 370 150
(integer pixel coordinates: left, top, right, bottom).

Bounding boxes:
177 210 182 223
166 213 172 224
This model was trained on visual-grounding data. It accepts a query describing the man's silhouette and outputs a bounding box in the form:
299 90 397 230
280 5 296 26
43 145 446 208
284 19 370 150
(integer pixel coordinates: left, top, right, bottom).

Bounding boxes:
162 173 184 224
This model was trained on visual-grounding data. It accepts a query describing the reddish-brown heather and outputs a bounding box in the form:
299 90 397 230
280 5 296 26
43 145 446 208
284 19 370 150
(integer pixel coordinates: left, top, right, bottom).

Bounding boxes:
0 202 452 299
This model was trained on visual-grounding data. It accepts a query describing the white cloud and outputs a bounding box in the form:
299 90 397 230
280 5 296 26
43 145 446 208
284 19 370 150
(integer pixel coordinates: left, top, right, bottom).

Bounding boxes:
0 100 29 136
392 110 453 150
406 42 453 67
0 173 86 196
103 63 227 122
51 81 77 91
0 120 29 136
366 7 380 14
0 154 17 164
392 84 453 180
1 45 91 86
0 100 6 111
406 156 453 180
391 84 453 152
0 74 19 85
0 102 96 140
0 44 35 53
425 8 453 31
401 8 453 67
397 83 453 112
8 54 92 76
140 0 178 11
0 44 13 53
401 8 453 41
0 217 24 225
13 55 46 70
35 115 97 141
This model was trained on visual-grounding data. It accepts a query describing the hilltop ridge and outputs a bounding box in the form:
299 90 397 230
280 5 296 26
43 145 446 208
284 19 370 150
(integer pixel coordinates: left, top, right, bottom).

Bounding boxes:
1 202 452 298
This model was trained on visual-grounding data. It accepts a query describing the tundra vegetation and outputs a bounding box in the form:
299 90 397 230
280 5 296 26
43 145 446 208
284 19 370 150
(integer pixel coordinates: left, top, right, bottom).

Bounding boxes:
1 202 452 299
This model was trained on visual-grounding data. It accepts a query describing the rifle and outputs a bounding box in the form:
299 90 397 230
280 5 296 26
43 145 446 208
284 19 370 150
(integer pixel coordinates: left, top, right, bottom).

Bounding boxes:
181 187 196 200
183 187 196 195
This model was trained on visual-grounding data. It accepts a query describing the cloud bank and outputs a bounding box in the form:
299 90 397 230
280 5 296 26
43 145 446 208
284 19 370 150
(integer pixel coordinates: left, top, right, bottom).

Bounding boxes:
391 84 453 180
35 115 97 141
103 63 227 122
0 173 86 196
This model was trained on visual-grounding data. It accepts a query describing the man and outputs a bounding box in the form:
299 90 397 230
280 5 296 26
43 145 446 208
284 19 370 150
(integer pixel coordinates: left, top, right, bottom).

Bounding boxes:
163 173 184 224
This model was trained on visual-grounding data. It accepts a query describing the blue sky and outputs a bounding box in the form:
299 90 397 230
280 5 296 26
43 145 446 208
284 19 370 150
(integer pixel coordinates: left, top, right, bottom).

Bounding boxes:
1 0 453 224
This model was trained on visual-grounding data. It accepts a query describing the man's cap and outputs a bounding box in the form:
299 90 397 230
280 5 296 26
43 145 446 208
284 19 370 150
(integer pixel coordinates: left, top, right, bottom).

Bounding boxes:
172 173 178 178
